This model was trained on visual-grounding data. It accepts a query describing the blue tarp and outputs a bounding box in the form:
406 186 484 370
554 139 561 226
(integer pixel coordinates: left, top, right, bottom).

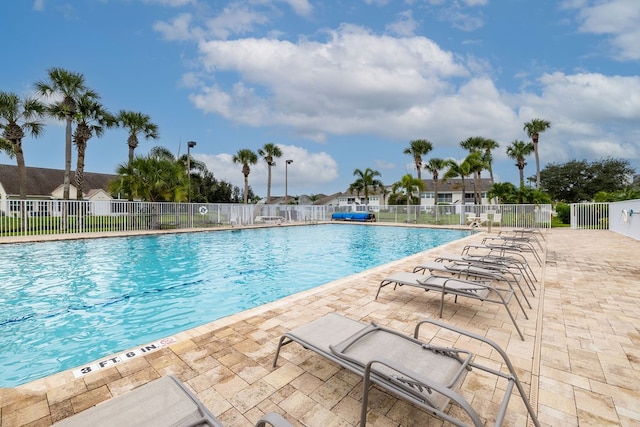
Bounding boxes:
331 212 376 222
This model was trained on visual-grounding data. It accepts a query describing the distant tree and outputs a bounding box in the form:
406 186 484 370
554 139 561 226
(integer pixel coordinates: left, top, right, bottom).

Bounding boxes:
594 187 640 202
403 139 433 181
443 156 473 204
72 94 117 199
541 157 635 202
348 180 363 200
0 92 45 199
232 148 258 204
506 140 535 190
351 167 383 207
110 155 186 202
423 157 446 205
117 110 159 163
308 194 320 205
523 118 551 189
36 67 97 200
481 138 499 184
257 143 282 203
392 174 424 222
487 182 518 204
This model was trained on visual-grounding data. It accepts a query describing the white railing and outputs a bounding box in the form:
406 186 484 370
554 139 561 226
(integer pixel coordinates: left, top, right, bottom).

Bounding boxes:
570 203 610 230
336 204 552 229
0 200 552 237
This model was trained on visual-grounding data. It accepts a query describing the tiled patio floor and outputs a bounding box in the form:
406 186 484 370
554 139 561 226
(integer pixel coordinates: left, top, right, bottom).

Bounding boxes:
1 227 639 426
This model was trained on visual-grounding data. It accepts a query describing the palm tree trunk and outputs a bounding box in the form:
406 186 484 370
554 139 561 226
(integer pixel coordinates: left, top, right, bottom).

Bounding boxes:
63 118 72 200
76 142 86 200
267 165 272 203
15 144 27 199
534 142 540 189
244 175 249 204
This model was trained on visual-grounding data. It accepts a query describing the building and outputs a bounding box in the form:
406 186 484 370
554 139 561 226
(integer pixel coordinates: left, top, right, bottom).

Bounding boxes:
331 178 494 210
0 164 118 216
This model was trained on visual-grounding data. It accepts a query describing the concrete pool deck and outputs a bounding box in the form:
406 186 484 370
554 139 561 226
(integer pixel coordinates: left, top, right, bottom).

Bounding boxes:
1 227 639 426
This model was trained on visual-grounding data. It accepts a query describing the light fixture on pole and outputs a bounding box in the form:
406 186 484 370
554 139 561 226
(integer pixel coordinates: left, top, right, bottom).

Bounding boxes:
187 140 197 203
285 159 293 205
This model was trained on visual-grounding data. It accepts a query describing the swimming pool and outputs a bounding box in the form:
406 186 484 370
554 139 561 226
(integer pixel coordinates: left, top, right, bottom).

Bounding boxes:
0 224 470 386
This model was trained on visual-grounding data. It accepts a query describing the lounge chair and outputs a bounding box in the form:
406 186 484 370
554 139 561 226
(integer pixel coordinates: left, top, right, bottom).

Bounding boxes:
376 272 524 340
482 236 543 265
52 375 291 427
431 253 538 293
272 313 540 426
412 259 532 312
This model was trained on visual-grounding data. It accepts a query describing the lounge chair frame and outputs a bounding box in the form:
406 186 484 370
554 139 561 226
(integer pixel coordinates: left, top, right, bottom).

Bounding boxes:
376 271 524 340
272 313 540 427
53 375 291 427
412 259 533 311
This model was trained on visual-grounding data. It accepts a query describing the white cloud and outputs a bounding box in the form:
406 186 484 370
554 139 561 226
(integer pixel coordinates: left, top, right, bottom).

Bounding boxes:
573 0 640 60
33 0 45 11
153 13 196 41
196 144 339 193
204 4 270 40
386 10 419 36
192 25 468 141
281 0 313 17
516 71 640 164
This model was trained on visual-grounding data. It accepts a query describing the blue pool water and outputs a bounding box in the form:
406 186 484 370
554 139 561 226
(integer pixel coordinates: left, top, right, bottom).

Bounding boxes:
0 224 470 386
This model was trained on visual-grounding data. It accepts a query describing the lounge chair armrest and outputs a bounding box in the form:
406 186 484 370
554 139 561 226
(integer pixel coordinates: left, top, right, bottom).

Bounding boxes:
255 413 293 427
362 357 483 426
413 319 517 377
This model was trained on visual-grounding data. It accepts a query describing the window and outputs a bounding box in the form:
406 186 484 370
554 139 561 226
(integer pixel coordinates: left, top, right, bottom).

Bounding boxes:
438 193 453 203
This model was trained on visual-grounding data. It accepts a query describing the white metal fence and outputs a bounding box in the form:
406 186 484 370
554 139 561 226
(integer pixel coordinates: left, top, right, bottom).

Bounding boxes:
569 202 610 230
0 200 552 237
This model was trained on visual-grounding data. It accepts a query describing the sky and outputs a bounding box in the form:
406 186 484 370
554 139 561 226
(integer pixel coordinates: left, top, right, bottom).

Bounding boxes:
2 0 639 198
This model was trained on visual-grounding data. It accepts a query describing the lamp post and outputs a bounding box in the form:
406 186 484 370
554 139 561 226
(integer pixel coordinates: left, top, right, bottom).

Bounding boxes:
187 140 197 203
285 159 293 205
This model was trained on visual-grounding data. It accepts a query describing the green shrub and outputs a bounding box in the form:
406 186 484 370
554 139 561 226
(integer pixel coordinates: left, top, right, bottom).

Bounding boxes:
555 203 570 224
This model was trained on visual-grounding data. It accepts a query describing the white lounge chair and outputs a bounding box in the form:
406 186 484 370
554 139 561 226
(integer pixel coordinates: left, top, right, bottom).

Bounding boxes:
273 313 540 426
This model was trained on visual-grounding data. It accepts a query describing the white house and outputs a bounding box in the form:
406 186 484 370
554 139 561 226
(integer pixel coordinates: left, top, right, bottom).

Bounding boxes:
0 164 120 217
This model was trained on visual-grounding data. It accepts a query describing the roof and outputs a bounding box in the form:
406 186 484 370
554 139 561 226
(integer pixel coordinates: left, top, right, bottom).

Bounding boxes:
0 164 116 198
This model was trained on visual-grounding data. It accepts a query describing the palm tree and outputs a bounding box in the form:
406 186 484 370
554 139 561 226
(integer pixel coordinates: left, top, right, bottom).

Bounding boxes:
466 152 486 204
443 157 473 205
146 145 208 201
459 137 492 204
523 118 551 189
35 67 96 200
232 148 258 204
480 138 499 184
257 143 282 203
0 92 45 199
117 110 160 163
403 139 433 181
487 182 517 204
392 174 424 222
351 168 384 207
506 140 535 189
423 157 446 206
348 181 363 201
109 155 186 202
72 95 117 199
